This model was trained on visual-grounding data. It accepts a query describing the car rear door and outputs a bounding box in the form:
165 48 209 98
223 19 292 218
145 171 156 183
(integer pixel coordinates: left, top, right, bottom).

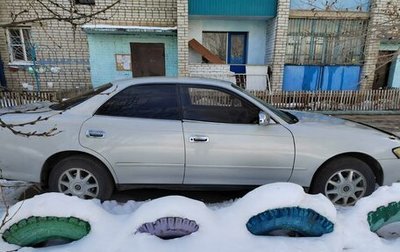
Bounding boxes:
79 84 185 184
180 85 295 185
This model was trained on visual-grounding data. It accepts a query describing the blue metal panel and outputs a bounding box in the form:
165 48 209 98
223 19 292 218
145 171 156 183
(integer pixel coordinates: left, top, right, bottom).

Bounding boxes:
283 65 321 91
189 0 277 17
230 65 246 74
284 65 361 91
321 66 361 90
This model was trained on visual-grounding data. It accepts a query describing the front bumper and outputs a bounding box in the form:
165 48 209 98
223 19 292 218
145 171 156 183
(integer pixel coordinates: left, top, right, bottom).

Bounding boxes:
379 159 400 185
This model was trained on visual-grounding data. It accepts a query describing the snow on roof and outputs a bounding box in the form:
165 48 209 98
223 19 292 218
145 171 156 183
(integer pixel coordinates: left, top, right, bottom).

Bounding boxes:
82 24 177 33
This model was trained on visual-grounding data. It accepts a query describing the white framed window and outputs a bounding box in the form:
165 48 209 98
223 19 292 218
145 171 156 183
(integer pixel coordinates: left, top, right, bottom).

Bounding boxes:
6 28 33 63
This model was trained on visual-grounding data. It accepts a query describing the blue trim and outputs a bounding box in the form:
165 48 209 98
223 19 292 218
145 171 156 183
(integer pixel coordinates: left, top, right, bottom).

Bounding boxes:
189 0 278 17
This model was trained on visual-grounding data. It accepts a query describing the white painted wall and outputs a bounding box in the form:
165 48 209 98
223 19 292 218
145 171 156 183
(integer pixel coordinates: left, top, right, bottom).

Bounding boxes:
188 18 268 65
246 65 269 90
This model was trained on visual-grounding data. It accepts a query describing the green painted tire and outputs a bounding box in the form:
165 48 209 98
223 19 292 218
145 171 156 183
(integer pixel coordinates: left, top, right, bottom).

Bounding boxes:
368 201 400 233
2 216 91 247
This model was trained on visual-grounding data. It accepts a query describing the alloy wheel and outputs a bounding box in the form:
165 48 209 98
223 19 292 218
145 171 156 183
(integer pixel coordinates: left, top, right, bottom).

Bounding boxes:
325 169 367 206
58 168 99 199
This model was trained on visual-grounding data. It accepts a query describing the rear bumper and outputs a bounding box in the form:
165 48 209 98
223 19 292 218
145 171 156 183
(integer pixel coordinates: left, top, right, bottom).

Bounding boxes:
379 159 400 185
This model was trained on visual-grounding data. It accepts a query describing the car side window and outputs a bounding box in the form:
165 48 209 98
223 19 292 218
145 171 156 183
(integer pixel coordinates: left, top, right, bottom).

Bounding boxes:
96 84 179 120
181 86 259 124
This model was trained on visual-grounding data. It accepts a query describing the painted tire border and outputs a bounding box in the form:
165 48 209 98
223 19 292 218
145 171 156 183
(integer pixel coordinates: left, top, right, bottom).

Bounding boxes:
2 216 91 247
246 207 334 237
368 201 400 233
137 217 199 240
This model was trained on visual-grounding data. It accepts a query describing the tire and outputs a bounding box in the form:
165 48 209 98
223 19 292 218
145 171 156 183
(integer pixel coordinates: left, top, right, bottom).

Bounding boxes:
49 155 114 200
368 201 400 233
246 207 334 237
137 217 199 240
2 216 90 247
310 157 376 206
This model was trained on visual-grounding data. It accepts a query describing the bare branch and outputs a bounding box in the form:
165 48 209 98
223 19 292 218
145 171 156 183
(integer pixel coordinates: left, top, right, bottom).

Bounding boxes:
0 106 63 137
0 0 121 28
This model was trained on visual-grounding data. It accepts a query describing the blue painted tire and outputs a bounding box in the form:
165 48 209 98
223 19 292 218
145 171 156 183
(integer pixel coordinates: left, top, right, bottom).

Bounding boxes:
246 207 334 237
137 217 199 240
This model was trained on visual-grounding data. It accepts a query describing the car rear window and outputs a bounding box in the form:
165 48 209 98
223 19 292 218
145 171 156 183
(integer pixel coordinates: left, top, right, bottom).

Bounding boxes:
50 83 113 110
96 84 179 120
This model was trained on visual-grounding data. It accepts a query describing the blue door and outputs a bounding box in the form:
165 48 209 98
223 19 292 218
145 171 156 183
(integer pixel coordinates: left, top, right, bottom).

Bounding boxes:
228 32 247 74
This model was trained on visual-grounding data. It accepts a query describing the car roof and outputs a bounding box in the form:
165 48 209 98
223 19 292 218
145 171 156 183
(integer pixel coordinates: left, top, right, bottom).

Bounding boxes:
110 77 235 89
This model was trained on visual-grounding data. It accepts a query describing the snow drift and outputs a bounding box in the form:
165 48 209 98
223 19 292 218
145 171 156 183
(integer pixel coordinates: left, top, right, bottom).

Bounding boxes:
0 182 399 252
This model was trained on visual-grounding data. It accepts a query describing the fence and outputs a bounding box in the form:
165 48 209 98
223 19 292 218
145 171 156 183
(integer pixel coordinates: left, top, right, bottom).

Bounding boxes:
1 88 400 111
250 89 400 111
0 91 57 108
0 87 92 108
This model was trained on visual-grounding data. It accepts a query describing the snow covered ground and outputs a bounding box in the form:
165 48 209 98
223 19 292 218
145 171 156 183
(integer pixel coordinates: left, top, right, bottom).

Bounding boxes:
0 181 400 252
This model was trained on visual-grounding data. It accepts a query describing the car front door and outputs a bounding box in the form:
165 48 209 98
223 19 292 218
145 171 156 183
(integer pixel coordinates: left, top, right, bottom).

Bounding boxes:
180 85 295 185
79 84 185 184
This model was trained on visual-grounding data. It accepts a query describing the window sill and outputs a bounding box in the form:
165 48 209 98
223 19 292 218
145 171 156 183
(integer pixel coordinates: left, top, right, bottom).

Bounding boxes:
8 61 33 66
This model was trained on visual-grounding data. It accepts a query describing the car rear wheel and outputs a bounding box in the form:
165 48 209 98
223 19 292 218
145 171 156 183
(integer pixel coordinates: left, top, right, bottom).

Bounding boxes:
310 157 375 206
49 155 113 200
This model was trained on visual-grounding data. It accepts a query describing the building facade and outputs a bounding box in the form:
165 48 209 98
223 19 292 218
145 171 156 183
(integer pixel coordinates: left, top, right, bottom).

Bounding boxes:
0 0 398 91
0 0 180 90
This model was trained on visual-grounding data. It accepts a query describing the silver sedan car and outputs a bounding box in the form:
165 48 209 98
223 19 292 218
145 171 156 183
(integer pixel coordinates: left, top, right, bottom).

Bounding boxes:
1 77 400 205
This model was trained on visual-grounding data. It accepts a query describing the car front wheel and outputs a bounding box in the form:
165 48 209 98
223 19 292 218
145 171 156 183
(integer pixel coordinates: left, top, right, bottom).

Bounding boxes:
310 157 376 206
49 155 114 200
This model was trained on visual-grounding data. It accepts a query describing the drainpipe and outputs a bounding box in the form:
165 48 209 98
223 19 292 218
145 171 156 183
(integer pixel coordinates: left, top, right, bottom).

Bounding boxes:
0 55 6 87
30 45 41 91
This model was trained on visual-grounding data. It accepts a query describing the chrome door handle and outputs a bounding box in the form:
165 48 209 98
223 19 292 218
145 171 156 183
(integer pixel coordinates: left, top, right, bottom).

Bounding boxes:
86 130 105 138
189 135 209 143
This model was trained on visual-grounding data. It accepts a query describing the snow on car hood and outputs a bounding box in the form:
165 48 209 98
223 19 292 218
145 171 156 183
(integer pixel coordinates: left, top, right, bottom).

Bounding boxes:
286 110 399 140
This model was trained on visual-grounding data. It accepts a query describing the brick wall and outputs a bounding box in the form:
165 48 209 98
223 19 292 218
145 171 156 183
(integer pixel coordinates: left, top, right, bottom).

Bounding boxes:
359 0 389 90
177 0 189 77
188 64 235 82
270 0 290 91
264 17 276 65
0 21 92 90
0 0 178 90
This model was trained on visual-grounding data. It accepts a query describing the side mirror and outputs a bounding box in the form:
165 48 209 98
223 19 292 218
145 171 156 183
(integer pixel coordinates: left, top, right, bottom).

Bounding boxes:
259 111 270 126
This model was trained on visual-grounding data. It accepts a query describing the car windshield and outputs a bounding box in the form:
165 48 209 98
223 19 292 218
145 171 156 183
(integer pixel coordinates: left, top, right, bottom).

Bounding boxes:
50 83 113 110
231 84 298 124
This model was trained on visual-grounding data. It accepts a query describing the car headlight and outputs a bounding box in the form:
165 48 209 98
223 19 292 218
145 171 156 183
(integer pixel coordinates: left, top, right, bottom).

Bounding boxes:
393 147 400 158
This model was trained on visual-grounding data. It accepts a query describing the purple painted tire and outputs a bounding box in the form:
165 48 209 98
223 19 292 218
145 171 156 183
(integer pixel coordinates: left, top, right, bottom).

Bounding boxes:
137 217 199 240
